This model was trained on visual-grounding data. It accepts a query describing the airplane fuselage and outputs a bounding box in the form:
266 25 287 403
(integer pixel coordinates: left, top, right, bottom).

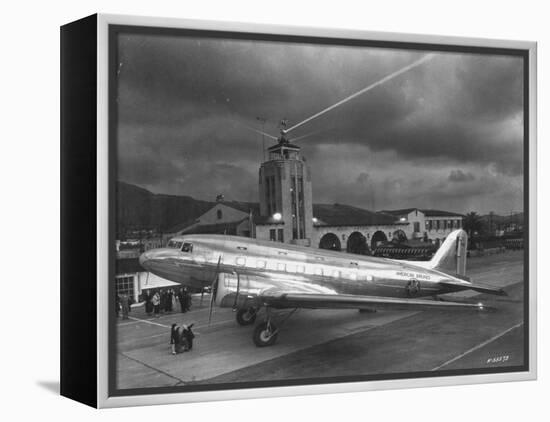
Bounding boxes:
139 234 471 305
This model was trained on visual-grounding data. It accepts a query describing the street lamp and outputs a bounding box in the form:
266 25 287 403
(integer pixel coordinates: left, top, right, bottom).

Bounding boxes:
273 212 282 221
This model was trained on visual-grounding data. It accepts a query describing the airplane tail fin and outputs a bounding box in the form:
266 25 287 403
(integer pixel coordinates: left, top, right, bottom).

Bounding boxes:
428 229 468 277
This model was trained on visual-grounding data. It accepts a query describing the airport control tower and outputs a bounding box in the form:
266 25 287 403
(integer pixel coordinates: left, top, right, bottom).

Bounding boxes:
258 133 314 246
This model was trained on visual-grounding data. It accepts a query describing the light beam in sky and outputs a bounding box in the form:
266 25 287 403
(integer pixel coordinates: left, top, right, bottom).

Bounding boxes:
241 123 278 140
284 53 435 135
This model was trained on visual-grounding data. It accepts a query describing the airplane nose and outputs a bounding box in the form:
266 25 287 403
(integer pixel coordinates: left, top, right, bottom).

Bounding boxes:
139 251 151 270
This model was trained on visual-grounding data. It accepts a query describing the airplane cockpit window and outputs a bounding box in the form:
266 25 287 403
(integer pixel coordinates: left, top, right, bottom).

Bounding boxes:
167 240 183 249
181 242 193 253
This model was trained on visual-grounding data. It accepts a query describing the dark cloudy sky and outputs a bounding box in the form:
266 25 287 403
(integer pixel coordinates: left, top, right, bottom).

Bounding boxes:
116 32 524 215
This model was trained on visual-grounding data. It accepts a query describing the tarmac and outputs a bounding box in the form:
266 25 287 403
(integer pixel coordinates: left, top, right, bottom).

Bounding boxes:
115 250 525 390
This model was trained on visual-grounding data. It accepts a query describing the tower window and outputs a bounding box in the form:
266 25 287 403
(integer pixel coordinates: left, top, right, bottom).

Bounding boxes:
217 209 223 220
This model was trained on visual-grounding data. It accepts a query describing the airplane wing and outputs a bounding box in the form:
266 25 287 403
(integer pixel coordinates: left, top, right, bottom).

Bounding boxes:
258 291 490 311
439 280 507 296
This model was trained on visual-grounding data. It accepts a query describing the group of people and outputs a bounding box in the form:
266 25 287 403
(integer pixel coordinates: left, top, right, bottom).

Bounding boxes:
141 287 192 318
116 288 197 354
170 323 195 354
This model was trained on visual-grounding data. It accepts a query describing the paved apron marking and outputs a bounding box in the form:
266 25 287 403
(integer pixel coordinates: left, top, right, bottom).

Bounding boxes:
120 317 237 344
119 352 186 385
118 303 216 327
127 316 170 328
431 322 524 371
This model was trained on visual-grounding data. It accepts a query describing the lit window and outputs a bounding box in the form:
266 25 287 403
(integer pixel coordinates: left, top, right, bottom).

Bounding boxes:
296 265 305 273
277 262 286 271
236 257 246 266
256 260 267 269
286 263 296 273
314 267 324 276
348 272 357 280
332 270 340 278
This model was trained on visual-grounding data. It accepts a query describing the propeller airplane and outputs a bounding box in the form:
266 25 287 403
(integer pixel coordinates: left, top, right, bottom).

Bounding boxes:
139 229 506 347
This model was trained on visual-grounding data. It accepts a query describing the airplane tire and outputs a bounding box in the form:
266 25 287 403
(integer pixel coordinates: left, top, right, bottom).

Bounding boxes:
253 322 278 347
236 308 257 326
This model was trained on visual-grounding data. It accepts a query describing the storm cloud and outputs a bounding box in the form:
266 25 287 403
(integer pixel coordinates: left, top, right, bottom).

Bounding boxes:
116 32 525 214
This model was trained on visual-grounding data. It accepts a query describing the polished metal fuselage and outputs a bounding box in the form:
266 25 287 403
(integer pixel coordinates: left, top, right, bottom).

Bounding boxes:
139 234 471 306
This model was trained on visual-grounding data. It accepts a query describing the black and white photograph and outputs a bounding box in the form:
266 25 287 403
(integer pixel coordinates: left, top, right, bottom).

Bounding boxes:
110 23 529 396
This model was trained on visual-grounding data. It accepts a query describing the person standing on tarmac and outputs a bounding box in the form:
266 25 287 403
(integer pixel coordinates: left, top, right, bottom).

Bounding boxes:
181 324 195 350
184 287 192 312
152 290 161 318
177 288 186 313
170 323 180 355
120 293 130 320
159 289 166 314
144 290 153 316
166 289 173 312
115 293 121 318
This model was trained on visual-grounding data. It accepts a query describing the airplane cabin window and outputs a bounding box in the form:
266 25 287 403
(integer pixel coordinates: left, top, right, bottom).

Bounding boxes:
181 242 193 253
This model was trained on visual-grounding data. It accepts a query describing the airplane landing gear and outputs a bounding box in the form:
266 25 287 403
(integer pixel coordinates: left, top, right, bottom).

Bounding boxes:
251 307 298 347
236 307 257 326
253 321 278 347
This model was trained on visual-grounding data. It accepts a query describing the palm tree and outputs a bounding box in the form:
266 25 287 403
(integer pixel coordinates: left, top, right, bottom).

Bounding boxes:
463 211 485 238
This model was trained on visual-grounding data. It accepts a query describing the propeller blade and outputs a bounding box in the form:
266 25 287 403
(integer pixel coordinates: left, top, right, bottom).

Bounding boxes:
208 255 223 325
232 271 241 309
